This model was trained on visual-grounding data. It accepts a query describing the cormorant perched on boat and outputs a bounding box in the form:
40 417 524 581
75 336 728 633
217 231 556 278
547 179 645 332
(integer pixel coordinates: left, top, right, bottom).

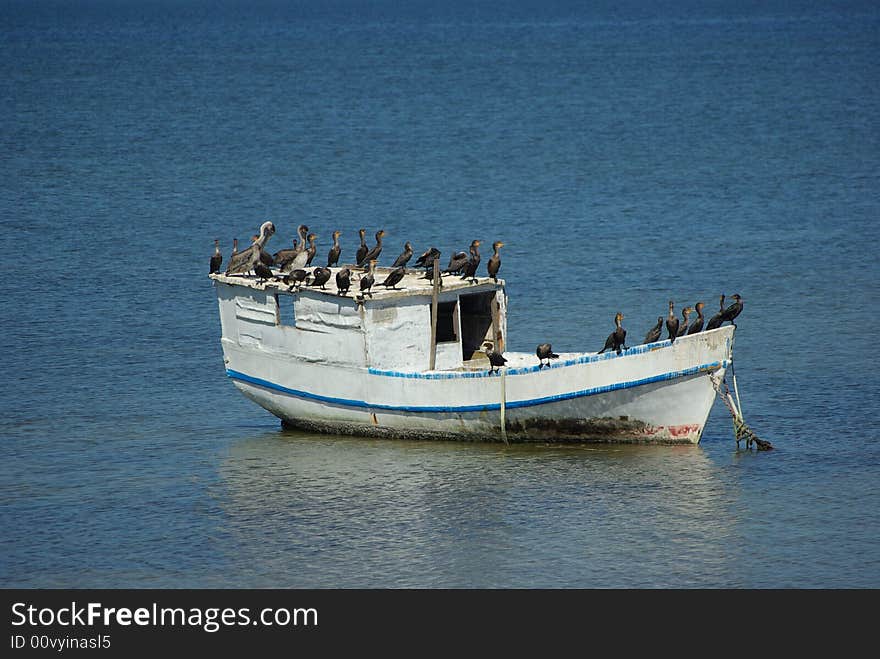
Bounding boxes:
460 240 482 283
327 230 342 267
253 256 274 284
380 266 406 289
360 259 377 297
304 233 318 266
536 343 559 368
355 229 368 266
310 266 331 290
335 267 352 296
225 221 276 274
282 268 310 290
210 239 222 274
487 241 503 282
705 294 726 331
443 250 468 275
415 246 441 269
644 317 663 344
281 230 315 274
598 312 628 355
274 224 308 270
666 301 679 343
359 230 385 268
687 302 705 335
483 343 508 374
391 241 413 269
720 293 744 327
677 307 693 338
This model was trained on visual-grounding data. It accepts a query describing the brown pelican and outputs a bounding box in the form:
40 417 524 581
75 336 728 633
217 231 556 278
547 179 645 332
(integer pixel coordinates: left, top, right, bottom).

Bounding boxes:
209 239 222 274
598 312 628 355
677 306 693 337
327 230 342 267
335 267 352 296
225 221 275 274
391 241 413 268
536 343 559 368
666 301 679 343
460 240 482 283
360 259 377 297
281 230 314 273
359 230 385 268
380 266 406 289
274 224 308 269
644 317 663 344
483 343 508 373
720 293 744 327
355 229 368 266
705 294 726 331
687 302 705 334
310 266 331 289
487 241 503 282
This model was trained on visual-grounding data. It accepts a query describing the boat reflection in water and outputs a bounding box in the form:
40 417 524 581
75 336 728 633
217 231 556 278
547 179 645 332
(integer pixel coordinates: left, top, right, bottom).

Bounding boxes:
214 428 743 587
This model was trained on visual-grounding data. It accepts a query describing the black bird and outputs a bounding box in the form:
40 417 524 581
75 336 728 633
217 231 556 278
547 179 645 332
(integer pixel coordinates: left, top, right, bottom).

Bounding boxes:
720 293 744 327
705 294 726 331
415 246 441 269
327 230 341 267
391 241 414 268
311 266 332 289
355 228 368 266
225 221 275 274
536 343 559 368
443 250 469 275
282 268 310 290
677 306 693 338
360 259 377 297
644 317 663 344
273 224 308 269
460 240 482 283
359 230 385 268
335 267 352 296
209 239 222 274
380 266 406 289
666 300 679 343
487 241 503 282
484 344 508 374
598 312 628 355
304 233 318 266
687 302 705 334
253 250 274 283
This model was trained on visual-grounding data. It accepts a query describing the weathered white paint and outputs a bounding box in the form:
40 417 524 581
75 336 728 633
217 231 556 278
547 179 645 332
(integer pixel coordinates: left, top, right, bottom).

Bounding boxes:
211 268 733 444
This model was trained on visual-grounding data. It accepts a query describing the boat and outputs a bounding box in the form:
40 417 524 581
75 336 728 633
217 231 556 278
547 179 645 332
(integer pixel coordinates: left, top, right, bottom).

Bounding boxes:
209 264 734 444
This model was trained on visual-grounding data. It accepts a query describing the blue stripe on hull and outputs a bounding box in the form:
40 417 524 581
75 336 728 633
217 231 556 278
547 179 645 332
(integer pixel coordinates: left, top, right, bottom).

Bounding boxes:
226 360 727 414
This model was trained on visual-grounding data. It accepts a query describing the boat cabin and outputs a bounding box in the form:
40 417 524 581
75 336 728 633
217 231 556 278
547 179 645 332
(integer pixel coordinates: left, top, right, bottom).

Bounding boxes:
210 267 508 373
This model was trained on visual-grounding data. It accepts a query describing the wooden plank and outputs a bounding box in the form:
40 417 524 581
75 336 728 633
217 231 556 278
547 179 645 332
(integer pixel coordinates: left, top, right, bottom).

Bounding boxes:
429 258 440 370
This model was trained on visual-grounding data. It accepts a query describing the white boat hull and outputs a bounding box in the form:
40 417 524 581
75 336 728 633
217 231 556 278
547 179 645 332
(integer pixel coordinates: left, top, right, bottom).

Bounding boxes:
221 326 734 444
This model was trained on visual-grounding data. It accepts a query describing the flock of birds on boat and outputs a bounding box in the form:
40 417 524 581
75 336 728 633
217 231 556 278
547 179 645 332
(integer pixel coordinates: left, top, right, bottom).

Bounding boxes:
209 221 503 299
209 220 743 372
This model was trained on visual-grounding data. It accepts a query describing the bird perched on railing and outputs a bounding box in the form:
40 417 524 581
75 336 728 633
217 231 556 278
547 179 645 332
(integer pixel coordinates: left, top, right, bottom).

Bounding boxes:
677 306 693 338
487 241 503 282
210 239 222 274
335 267 352 296
536 343 559 368
380 266 406 290
327 230 342 267
666 301 680 343
599 312 628 355
391 241 413 269
705 294 726 331
484 343 508 374
688 302 705 334
720 293 744 327
644 317 663 344
225 221 275 275
460 240 482 283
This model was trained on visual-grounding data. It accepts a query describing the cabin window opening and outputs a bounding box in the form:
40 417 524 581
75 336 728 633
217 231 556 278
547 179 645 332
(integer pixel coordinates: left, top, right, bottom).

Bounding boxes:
459 292 496 360
433 301 458 343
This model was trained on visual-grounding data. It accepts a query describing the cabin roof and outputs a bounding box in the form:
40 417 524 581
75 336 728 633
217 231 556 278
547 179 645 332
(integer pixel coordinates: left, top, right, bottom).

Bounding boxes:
209 265 505 301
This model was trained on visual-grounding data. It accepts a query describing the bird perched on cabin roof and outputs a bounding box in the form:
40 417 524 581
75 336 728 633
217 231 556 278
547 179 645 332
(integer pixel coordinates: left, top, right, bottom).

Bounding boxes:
282 268 310 290
487 241 503 283
274 224 308 269
335 267 352 296
359 230 385 269
460 240 482 283
359 259 377 298
415 246 441 270
666 300 680 343
536 343 559 368
380 265 406 290
304 233 318 266
391 241 414 269
310 266 332 290
355 229 368 266
483 343 508 374
210 239 222 274
225 221 275 275
327 230 342 267
598 312 628 355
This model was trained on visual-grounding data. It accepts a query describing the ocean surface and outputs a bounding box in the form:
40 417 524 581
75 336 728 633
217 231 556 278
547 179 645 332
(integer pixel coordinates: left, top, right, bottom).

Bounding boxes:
2 0 879 588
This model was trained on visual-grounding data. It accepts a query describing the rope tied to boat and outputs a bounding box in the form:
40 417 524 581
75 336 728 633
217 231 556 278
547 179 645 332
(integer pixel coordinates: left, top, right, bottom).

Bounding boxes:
710 366 773 450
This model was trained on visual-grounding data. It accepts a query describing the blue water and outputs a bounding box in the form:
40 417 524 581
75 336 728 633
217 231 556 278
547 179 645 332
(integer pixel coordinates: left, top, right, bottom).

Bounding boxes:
2 0 879 588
